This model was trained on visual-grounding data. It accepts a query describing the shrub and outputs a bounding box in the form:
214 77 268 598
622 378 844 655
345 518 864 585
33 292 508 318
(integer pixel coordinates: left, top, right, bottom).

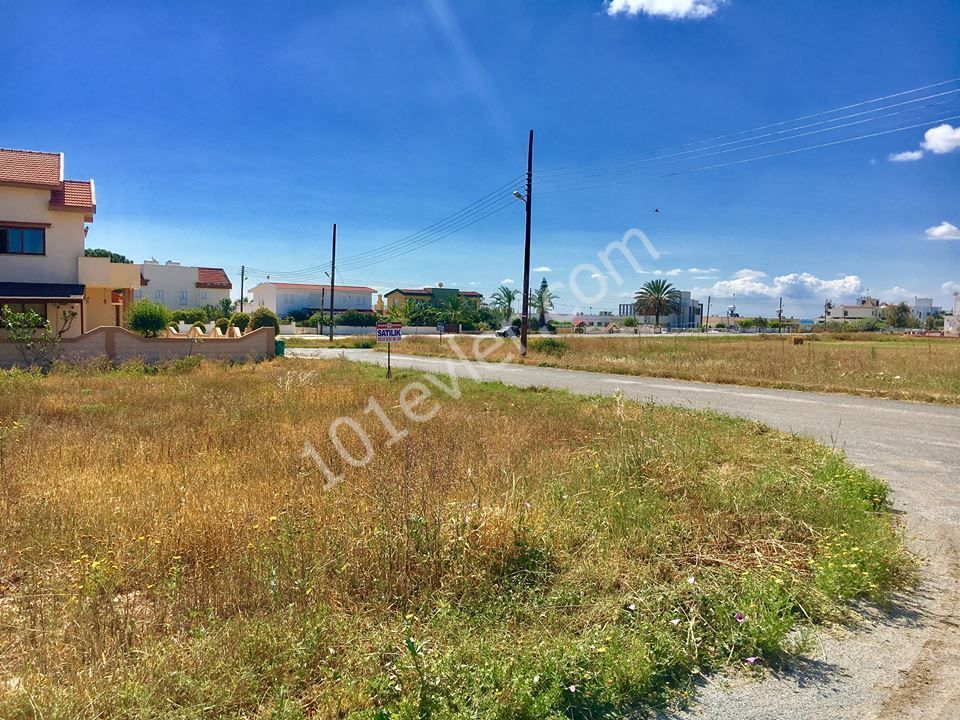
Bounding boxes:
306 312 326 329
215 317 229 332
171 308 207 324
511 317 522 328
353 338 376 348
285 309 309 323
622 317 638 327
191 320 207 330
335 309 378 327
249 307 280 334
127 299 171 338
229 312 250 332
529 337 569 357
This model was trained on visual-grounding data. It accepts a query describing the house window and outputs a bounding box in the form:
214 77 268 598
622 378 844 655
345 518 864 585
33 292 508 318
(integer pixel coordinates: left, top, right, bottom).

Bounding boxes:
0 302 47 327
199 291 208 301
0 226 45 255
155 289 165 302
179 290 188 305
134 289 142 300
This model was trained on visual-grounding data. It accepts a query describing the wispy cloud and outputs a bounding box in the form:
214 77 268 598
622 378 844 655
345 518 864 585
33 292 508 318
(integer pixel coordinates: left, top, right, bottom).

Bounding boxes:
653 268 683 276
606 0 727 20
500 278 515 285
533 266 552 272
942 281 960 294
888 150 924 162
423 0 508 129
926 221 960 240
687 267 719 274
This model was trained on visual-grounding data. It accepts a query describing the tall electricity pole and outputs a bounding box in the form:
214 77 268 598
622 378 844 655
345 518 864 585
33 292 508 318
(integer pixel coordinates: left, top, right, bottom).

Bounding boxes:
328 223 336 341
704 296 711 331
239 265 245 312
778 297 783 334
519 130 534 357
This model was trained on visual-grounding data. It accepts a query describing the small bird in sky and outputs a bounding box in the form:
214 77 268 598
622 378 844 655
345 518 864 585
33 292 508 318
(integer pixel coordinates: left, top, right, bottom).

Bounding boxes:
654 208 660 213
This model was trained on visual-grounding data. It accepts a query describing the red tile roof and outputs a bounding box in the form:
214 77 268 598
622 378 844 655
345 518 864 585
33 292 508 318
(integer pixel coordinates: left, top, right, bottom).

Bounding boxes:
196 267 232 289
49 179 95 210
267 282 376 293
0 148 62 188
460 291 483 297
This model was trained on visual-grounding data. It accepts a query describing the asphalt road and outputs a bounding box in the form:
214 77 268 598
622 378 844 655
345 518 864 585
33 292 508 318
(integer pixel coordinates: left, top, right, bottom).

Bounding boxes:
289 348 960 719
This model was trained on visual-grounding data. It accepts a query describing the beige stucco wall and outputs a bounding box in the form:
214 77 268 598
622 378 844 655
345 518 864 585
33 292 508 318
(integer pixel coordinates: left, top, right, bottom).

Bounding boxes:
0 326 275 368
0 185 85 284
84 286 121 331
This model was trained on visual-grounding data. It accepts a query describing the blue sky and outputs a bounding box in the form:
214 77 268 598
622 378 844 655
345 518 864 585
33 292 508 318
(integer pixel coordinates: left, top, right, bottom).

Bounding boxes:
2 0 958 316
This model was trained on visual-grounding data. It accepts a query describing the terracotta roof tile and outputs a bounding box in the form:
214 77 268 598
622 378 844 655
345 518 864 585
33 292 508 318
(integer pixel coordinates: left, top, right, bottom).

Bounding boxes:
196 267 232 289
49 180 95 210
0 148 62 188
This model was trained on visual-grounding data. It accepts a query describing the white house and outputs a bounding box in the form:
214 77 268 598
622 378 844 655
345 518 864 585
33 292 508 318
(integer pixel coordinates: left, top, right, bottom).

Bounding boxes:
1 147 140 336
249 282 376 317
136 260 232 311
826 296 881 322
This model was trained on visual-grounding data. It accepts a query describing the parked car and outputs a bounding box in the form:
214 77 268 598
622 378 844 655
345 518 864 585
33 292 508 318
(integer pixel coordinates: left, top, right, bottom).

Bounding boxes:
496 326 519 337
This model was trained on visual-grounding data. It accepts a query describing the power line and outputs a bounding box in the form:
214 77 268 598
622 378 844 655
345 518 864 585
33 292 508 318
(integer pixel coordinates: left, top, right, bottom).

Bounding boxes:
538 111 960 196
538 76 960 175
537 90 959 184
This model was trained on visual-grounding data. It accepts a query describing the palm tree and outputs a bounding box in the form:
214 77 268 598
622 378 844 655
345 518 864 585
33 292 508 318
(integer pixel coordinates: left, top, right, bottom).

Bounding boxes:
634 279 681 328
443 297 465 327
531 278 557 328
490 285 519 324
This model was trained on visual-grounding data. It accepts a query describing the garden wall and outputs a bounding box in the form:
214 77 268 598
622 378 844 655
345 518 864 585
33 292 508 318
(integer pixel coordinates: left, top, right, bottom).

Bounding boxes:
0 326 275 368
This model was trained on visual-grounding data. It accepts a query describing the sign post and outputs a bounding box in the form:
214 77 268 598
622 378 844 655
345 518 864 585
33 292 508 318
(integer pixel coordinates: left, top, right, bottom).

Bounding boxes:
437 322 444 345
376 321 403 378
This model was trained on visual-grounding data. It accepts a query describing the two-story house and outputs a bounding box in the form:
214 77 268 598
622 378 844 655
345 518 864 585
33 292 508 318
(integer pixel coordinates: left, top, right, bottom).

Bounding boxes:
0 148 139 336
137 259 233 311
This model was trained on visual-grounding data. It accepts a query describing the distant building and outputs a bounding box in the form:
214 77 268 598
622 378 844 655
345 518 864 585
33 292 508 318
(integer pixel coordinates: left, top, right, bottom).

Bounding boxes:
912 297 942 322
136 260 232 311
384 284 482 309
826 296 881 322
249 282 375 317
631 291 703 329
945 293 960 337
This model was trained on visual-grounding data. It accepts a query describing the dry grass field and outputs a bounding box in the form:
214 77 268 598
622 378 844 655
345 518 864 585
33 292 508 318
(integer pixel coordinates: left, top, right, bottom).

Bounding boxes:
358 333 960 404
0 358 909 718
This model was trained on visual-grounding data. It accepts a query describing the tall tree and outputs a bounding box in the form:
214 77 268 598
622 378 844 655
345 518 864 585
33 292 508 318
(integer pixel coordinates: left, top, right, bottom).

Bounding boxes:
531 278 557 328
634 279 681 328
490 285 519 324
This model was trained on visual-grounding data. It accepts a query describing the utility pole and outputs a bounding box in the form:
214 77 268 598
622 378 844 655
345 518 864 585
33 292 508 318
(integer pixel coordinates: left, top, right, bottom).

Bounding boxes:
520 129 534 357
704 296 711 331
778 297 783 334
239 265 245 312
320 288 325 334
329 223 336 342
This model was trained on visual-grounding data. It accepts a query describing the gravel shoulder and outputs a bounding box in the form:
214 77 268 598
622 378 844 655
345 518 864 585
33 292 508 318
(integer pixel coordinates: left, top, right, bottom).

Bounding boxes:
289 348 960 719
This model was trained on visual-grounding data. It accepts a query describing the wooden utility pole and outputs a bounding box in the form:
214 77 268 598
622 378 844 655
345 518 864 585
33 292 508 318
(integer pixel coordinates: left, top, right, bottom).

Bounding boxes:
778 297 783 334
704 296 711 331
520 130 534 357
239 265 245 312
329 223 336 341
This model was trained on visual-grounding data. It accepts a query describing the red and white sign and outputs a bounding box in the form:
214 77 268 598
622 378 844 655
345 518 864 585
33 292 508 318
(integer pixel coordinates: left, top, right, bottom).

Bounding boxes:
376 322 403 342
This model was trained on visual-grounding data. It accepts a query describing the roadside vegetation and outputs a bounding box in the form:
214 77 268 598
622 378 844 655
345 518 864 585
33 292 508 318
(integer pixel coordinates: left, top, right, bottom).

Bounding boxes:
0 358 910 717
378 333 960 404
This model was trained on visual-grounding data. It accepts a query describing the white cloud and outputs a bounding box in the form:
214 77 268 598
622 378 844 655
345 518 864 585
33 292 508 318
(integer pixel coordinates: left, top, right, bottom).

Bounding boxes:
941 281 960 295
921 124 960 155
693 269 862 301
653 268 683 276
591 272 605 279
888 150 924 162
533 266 552 272
500 278 515 285
687 267 719 274
468 281 479 286
606 0 726 19
925 221 960 240
692 275 719 280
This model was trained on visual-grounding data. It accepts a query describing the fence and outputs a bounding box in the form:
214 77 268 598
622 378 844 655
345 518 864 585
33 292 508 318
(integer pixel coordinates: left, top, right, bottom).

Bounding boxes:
0 326 275 368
